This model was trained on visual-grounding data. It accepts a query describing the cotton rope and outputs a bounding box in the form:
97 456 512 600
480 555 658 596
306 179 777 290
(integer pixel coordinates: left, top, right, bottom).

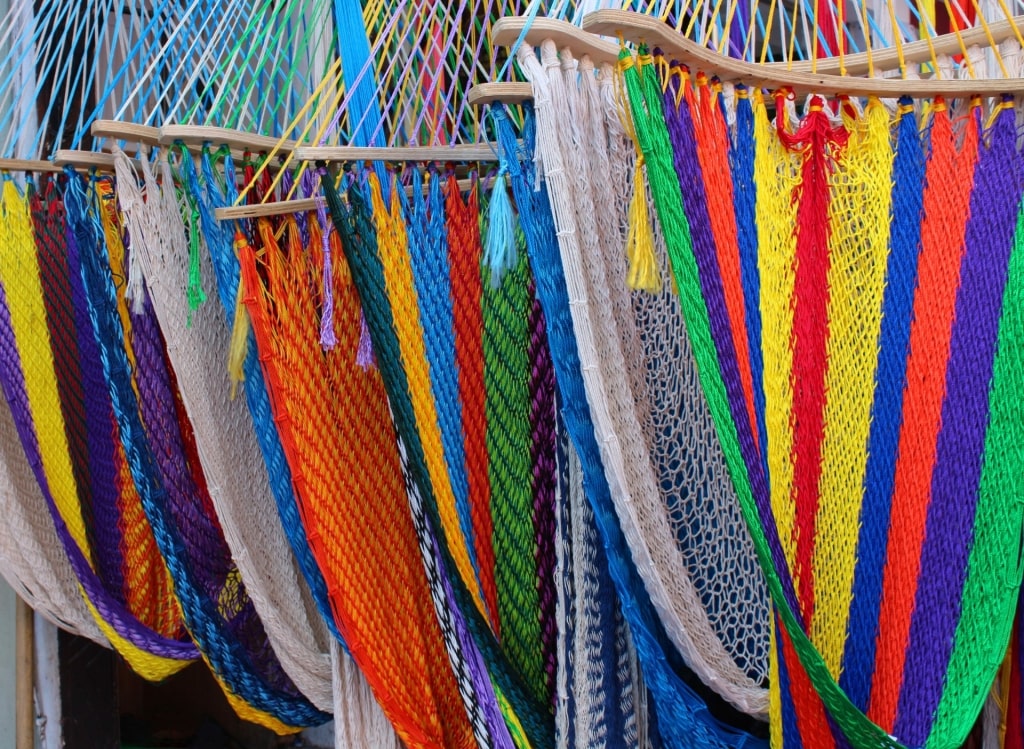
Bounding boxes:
518 40 769 718
492 102 761 749
0 176 196 680
0 346 108 645
111 147 343 715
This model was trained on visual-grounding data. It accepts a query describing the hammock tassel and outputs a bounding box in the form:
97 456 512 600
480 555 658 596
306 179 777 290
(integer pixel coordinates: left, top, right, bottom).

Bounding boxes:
356 308 375 370
625 157 660 292
485 171 517 288
227 234 250 397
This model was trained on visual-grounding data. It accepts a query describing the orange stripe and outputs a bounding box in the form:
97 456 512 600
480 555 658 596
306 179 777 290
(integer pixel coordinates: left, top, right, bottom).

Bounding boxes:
240 220 475 749
868 107 979 729
689 77 759 451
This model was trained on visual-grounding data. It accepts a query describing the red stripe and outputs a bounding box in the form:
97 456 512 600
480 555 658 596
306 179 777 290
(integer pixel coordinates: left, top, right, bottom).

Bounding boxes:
780 620 837 749
445 177 499 631
869 108 978 730
777 96 845 619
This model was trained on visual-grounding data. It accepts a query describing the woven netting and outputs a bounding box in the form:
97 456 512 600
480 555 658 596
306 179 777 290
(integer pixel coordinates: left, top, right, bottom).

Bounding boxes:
0 176 196 679
490 102 761 749
0 306 107 645
61 169 326 732
620 43 1024 749
235 197 475 749
109 148 360 720
518 39 769 721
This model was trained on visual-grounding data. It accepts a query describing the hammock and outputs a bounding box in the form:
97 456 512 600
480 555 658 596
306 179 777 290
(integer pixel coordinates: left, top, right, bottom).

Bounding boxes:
61 166 328 731
231 193 477 749
516 39 770 719
0 176 197 678
608 32 1024 748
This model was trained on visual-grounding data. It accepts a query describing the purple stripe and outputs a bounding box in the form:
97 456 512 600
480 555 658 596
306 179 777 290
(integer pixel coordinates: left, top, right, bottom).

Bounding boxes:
128 296 233 607
128 294 294 687
661 74 800 620
0 279 196 660
62 217 128 598
895 106 1024 745
528 289 558 702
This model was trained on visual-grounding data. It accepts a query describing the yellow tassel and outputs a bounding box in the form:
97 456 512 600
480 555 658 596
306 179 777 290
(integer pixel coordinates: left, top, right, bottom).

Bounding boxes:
625 157 661 293
227 272 250 399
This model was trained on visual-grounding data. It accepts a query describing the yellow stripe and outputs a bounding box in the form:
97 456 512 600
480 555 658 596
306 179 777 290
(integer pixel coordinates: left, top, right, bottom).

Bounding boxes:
368 175 486 615
83 595 191 681
0 181 89 554
810 100 893 676
769 609 784 749
753 94 800 575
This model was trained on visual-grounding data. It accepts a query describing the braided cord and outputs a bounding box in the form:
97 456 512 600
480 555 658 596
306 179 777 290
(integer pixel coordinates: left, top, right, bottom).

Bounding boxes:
528 285 558 704
324 174 554 749
446 177 500 628
485 246 546 706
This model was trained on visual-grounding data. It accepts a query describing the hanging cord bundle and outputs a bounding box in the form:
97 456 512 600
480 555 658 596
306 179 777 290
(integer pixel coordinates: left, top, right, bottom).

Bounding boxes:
516 35 771 726
232 182 477 748
490 99 758 749
63 166 328 732
605 14 1024 746
0 173 197 678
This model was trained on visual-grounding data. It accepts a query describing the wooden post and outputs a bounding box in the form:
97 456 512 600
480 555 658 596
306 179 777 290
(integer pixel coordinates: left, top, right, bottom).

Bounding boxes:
15 597 33 749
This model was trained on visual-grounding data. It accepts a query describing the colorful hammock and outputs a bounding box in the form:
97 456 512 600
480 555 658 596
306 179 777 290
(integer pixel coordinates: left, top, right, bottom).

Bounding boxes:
231 190 477 749
59 165 325 733
0 175 197 679
614 39 1024 749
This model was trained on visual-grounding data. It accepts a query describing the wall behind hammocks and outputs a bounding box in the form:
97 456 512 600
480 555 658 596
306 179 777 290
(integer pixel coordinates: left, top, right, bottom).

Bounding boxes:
0 578 16 749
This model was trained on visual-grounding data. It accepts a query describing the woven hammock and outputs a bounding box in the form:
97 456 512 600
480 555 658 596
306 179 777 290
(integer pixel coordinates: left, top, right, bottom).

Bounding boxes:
0 176 197 679
229 194 477 749
603 33 1024 749
53 166 326 731
517 38 770 719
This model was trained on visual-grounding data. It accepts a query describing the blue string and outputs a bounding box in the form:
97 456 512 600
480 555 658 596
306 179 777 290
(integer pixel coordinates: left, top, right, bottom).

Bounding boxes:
839 102 925 712
493 104 765 749
332 0 384 147
66 168 327 726
180 148 346 649
398 168 483 593
728 89 768 481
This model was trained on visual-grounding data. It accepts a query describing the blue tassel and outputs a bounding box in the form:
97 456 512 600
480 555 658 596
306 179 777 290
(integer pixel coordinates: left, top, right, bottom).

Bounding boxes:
485 171 516 288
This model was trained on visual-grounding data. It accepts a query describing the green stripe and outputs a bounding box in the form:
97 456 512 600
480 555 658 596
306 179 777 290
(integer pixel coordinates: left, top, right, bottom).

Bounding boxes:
928 197 1024 748
485 245 546 706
